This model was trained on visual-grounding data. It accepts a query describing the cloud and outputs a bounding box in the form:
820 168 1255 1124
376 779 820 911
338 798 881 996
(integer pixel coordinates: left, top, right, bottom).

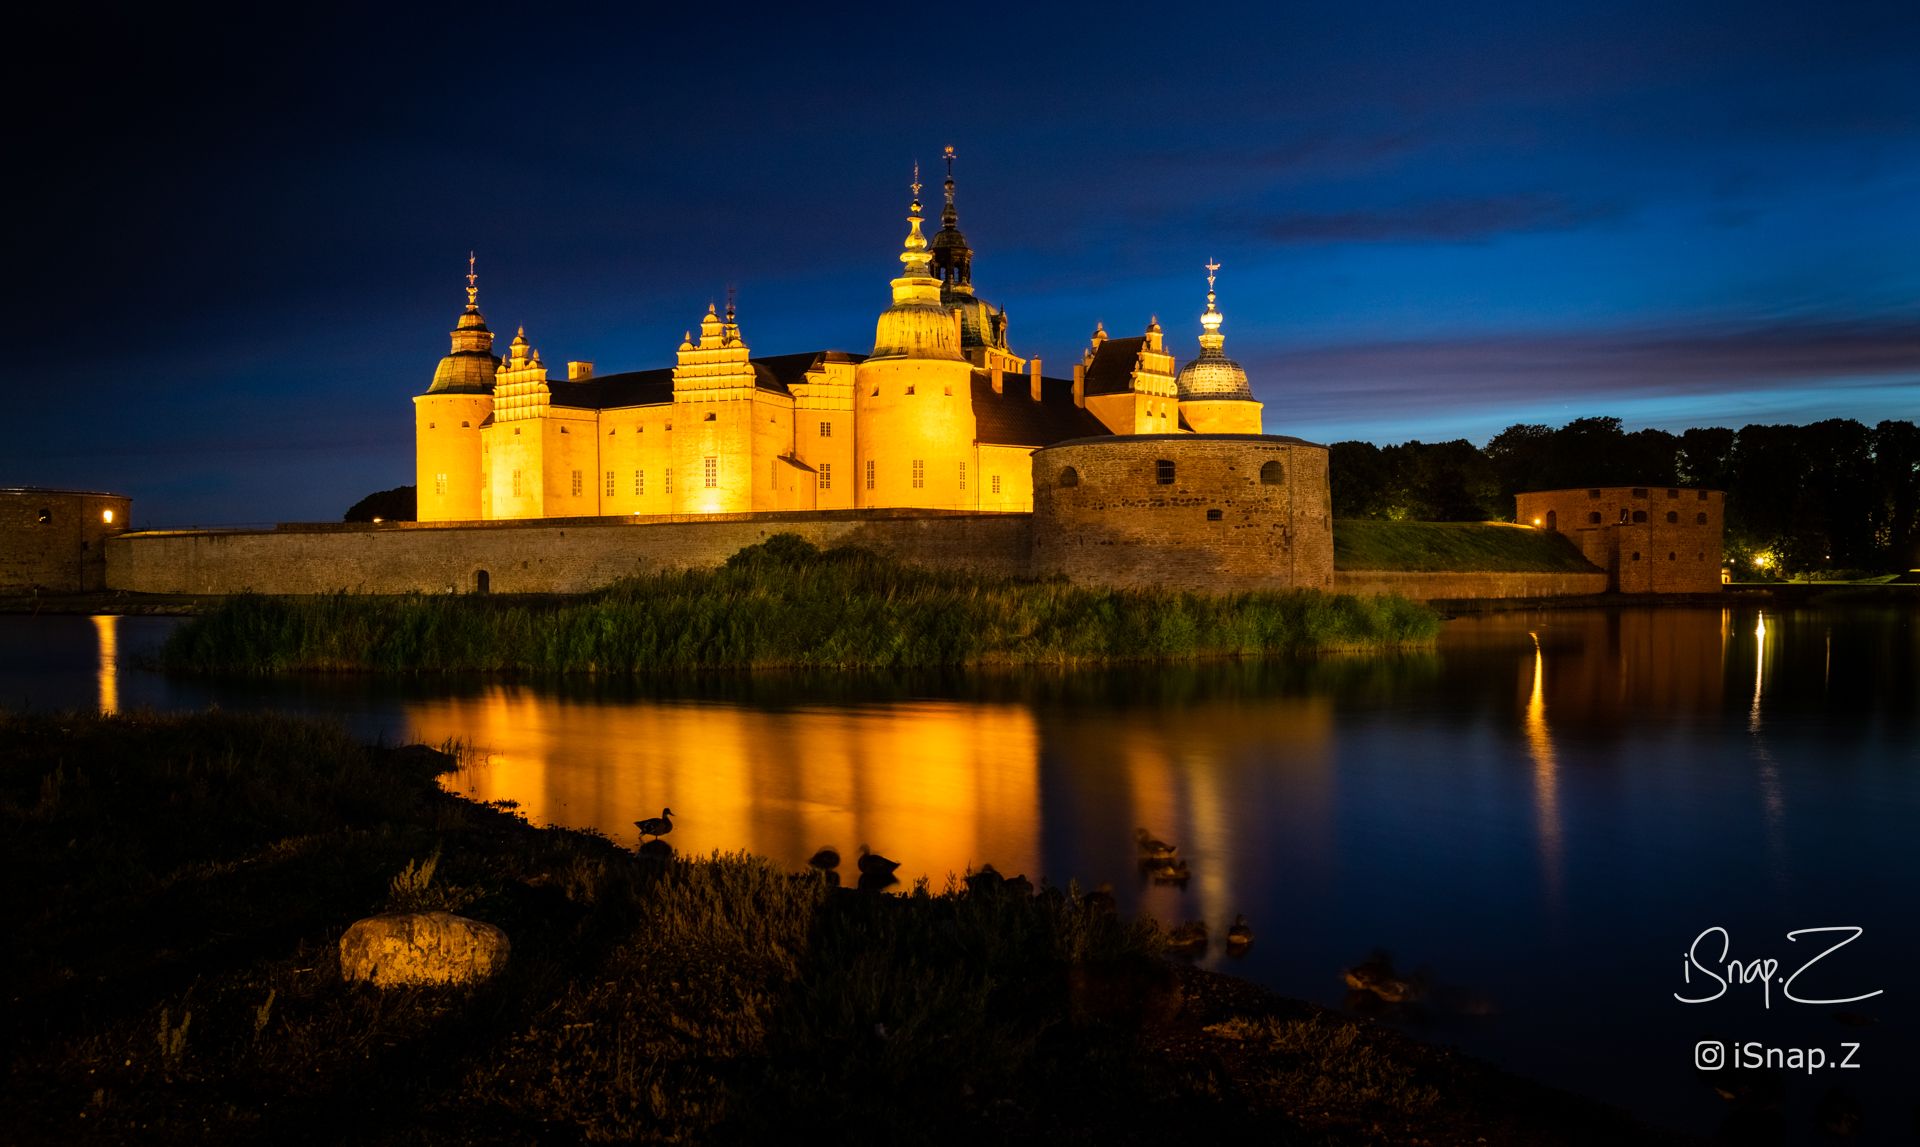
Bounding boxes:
1249 193 1628 245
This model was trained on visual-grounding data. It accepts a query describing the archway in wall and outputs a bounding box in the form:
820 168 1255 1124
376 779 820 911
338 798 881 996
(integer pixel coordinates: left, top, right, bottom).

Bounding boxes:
1545 509 1557 531
475 569 491 594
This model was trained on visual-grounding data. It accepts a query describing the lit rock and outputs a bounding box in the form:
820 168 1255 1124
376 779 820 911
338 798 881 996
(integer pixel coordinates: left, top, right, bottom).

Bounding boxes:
338 911 509 987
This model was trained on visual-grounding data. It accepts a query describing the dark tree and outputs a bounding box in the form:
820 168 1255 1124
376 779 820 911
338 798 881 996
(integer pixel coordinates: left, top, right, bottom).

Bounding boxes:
344 486 416 522
1870 420 1920 569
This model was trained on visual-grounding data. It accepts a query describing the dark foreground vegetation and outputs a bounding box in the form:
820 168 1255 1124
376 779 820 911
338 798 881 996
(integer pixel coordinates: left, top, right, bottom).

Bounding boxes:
157 535 1440 675
1332 415 1920 575
1333 520 1598 573
1 710 1680 1145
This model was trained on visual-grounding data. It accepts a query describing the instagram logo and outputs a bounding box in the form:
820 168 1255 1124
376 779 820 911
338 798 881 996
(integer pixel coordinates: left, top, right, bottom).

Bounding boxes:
1695 1041 1726 1070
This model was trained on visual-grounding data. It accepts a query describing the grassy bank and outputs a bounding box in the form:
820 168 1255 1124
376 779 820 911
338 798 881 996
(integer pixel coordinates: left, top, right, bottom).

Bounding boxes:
158 534 1439 675
2 709 1679 1145
1334 520 1599 573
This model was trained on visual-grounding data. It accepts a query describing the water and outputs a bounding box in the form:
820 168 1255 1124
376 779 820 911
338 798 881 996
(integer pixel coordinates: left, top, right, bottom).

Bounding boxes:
3 605 1915 1140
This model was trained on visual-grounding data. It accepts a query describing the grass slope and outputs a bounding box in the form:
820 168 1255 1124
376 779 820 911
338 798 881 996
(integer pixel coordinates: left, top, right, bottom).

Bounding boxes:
1 710 1680 1145
1334 520 1600 574
159 534 1439 675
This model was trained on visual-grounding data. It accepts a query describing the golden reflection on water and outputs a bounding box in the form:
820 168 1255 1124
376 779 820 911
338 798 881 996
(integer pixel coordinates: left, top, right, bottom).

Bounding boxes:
92 614 119 715
1524 632 1561 904
416 688 1042 881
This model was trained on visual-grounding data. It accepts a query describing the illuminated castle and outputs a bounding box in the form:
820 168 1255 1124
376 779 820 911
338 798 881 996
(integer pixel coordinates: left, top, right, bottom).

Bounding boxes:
413 153 1266 522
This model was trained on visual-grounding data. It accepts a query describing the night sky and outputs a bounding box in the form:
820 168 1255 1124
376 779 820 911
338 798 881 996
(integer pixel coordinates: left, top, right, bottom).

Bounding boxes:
12 2 1918 525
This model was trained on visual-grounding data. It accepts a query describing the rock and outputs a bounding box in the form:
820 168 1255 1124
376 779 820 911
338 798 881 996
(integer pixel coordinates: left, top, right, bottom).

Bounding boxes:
339 911 509 987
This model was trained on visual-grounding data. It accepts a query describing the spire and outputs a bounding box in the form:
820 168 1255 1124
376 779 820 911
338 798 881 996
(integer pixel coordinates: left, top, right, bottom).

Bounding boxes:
465 251 479 312
941 144 958 229
930 144 973 293
1200 258 1225 351
897 163 934 280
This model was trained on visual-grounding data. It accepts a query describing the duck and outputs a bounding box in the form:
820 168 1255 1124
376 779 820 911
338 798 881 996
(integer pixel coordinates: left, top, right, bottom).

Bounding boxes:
1342 954 1417 1003
1226 914 1253 953
634 807 674 841
1166 921 1208 955
1134 828 1178 861
808 846 840 871
856 844 900 878
1146 858 1191 885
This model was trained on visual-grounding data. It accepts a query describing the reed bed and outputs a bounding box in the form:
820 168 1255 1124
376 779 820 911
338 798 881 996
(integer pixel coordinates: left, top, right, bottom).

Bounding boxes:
161 534 1440 675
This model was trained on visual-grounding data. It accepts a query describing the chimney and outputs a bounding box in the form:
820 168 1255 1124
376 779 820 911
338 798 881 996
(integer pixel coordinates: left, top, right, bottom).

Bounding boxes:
990 365 1003 394
567 361 595 381
1030 357 1044 403
1072 362 1085 407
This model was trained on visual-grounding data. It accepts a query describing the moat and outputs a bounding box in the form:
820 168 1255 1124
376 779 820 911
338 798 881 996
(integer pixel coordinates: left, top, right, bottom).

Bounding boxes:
3 604 1914 1139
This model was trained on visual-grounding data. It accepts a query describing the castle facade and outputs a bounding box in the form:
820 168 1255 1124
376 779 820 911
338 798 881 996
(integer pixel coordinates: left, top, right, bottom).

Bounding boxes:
413 158 1267 523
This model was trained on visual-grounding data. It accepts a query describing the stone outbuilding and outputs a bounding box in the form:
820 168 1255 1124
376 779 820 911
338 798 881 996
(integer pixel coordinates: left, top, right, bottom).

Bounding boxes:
1 487 132 592
1516 485 1724 593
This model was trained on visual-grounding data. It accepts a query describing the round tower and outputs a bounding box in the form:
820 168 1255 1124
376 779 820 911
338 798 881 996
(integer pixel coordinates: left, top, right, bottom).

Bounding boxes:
1175 260 1264 435
414 254 497 521
855 168 978 509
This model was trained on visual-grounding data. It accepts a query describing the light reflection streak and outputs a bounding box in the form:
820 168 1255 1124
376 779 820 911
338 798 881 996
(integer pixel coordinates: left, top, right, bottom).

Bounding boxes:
92 614 119 715
1524 632 1562 905
1748 612 1787 884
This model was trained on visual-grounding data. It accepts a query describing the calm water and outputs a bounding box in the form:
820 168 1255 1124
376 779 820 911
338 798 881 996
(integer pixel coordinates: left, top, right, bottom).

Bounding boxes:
3 606 1915 1141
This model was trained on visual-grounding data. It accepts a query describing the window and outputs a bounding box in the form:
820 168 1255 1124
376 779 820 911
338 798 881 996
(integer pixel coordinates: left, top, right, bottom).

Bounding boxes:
1155 459 1175 485
1695 512 1707 525
1666 511 1678 523
665 468 673 494
1260 461 1284 484
1668 551 1677 561
820 421 832 437
865 460 875 490
1587 511 1601 524
1619 508 1629 524
1631 551 1642 561
1631 510 1647 523
1697 490 1709 501
1667 489 1679 498
704 412 716 422
635 470 644 495
959 461 967 490
608 429 615 435
819 462 832 490
943 385 952 396
991 475 1001 494
606 471 616 497
912 459 925 488
1206 508 1224 521
428 422 436 429
434 473 448 496
461 421 470 428
512 470 522 496
906 386 915 395
513 427 520 435
704 457 718 488
572 470 583 496
37 508 51 524
1059 467 1080 488
1587 489 1601 498
1631 487 1648 498
561 427 569 434
771 461 778 489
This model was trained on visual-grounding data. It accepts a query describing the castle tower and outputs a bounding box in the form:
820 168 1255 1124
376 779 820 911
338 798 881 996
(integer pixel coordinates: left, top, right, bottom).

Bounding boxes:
927 147 1021 372
481 324 556 519
1175 260 1264 434
414 254 498 522
671 300 760 513
856 167 979 509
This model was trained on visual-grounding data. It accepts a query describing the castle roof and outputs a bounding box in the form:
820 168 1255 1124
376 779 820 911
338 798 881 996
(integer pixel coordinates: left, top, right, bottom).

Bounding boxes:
1080 336 1148 398
544 351 865 411
972 371 1109 447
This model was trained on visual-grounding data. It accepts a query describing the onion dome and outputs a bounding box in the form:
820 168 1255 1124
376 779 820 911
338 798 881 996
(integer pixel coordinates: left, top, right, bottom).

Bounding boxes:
428 252 499 394
1175 259 1254 401
871 166 963 361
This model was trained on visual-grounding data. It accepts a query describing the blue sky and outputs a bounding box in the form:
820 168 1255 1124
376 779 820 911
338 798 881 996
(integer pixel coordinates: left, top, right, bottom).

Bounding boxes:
9 1 1917 523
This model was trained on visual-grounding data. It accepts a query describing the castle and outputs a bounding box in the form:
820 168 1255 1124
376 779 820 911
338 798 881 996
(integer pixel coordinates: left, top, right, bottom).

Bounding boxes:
413 153 1272 523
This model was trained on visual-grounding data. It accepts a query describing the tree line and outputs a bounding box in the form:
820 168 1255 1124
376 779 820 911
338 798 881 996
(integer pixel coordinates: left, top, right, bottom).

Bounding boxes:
1331 417 1920 574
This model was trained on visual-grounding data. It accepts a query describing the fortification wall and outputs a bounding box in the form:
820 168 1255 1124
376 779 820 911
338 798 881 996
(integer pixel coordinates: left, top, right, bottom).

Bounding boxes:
1030 435 1334 592
1333 570 1611 601
2 489 132 592
106 510 1030 595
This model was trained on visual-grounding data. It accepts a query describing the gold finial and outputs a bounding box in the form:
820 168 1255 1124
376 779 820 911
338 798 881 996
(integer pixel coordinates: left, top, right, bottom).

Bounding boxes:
1200 260 1225 346
911 161 923 203
943 145 956 201
1206 258 1220 298
466 251 479 310
725 284 737 323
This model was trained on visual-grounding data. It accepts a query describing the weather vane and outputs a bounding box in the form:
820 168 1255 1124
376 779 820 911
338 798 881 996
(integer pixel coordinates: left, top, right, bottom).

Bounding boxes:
943 144 955 177
466 251 478 307
1206 258 1220 293
911 160 922 201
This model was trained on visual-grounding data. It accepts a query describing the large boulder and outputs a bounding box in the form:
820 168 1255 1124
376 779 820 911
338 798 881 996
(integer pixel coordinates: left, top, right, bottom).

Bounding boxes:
339 911 509 987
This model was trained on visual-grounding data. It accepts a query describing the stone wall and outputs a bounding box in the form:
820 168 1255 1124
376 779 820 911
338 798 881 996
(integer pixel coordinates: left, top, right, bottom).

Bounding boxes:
1333 570 1611 601
2 489 132 592
1030 434 1334 592
1515 486 1724 594
106 510 1031 595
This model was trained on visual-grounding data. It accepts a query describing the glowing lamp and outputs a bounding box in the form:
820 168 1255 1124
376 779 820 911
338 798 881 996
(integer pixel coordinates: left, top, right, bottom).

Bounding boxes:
101 509 114 524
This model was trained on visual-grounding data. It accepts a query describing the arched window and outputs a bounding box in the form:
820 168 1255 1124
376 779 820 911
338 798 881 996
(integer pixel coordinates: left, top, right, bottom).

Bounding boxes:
475 570 491 594
1631 510 1648 523
1545 510 1558 531
1695 512 1707 525
1058 466 1080 488
1259 461 1284 484
1666 511 1678 523
1587 511 1602 524
1155 459 1175 485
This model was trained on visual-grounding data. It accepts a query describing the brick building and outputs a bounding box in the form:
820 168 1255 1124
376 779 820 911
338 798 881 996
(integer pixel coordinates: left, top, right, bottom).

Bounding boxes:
1515 486 1724 593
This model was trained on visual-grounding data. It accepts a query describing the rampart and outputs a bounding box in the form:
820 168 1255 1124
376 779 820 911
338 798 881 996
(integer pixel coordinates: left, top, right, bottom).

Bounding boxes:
1333 570 1611 601
106 510 1031 595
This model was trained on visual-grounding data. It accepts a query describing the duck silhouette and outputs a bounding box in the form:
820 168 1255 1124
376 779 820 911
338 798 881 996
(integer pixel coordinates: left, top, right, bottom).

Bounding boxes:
808 846 840 871
1134 828 1178 861
856 844 900 878
1226 914 1253 954
1166 921 1208 955
634 808 674 841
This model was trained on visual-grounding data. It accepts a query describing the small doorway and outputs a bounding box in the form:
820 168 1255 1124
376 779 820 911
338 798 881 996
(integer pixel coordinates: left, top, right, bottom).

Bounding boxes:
475 569 491 594
1545 509 1557 531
